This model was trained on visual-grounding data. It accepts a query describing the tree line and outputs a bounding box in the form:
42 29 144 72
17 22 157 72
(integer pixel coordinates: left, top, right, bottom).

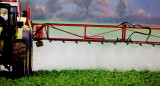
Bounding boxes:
21 0 160 25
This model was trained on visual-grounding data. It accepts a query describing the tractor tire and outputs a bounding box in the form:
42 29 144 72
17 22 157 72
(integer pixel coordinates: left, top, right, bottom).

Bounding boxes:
12 41 31 77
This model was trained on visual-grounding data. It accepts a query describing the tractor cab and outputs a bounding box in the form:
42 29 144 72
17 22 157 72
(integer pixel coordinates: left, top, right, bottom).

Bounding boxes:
0 2 18 55
0 2 17 33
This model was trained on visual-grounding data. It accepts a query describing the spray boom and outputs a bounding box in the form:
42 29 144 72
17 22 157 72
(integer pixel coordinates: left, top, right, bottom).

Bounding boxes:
32 22 160 47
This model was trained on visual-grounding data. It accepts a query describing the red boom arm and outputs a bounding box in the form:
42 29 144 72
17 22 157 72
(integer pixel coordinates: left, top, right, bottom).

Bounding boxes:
32 22 160 46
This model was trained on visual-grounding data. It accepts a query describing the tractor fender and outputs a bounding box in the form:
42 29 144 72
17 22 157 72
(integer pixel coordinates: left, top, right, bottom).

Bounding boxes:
15 28 32 50
22 29 30 48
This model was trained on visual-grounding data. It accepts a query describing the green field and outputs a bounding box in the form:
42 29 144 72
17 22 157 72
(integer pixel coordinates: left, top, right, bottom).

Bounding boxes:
1 21 159 86
0 69 160 86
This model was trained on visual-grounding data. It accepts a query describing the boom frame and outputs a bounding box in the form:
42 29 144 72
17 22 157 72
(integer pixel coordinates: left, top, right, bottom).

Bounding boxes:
32 22 160 46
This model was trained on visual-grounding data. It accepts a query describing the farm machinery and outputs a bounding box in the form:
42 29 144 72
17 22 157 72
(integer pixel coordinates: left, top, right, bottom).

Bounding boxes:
1 0 160 77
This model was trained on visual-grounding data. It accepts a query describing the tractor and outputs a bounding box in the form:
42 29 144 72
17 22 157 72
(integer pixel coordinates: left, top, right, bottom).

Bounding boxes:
0 0 32 77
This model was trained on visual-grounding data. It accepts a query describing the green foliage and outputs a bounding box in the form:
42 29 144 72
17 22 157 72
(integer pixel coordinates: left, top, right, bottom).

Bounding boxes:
0 69 160 86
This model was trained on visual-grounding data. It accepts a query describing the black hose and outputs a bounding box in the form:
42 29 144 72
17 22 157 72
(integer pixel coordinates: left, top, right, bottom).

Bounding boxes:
119 22 152 44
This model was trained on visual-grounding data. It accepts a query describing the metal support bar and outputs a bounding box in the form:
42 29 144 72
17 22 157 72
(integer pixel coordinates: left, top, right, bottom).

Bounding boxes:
84 26 87 39
50 25 82 38
33 25 46 37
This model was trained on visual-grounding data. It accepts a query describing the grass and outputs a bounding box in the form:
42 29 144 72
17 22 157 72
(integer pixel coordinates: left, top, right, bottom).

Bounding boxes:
0 69 160 86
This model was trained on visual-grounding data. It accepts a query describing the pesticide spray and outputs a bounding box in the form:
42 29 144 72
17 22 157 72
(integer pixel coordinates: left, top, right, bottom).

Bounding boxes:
33 41 160 71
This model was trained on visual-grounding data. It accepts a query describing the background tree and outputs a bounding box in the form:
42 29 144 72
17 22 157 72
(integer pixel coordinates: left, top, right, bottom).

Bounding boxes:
72 0 93 18
64 0 111 18
58 0 111 21
45 0 62 14
127 5 134 15
137 9 151 17
116 0 127 16
93 0 111 14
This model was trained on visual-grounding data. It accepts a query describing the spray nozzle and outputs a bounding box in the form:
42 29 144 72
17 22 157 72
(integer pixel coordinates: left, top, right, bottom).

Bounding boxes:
139 43 142 46
88 41 91 44
75 41 78 44
101 42 104 44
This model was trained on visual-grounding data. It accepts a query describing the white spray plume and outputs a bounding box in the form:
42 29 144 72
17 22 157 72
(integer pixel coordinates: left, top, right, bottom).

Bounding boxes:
33 41 160 71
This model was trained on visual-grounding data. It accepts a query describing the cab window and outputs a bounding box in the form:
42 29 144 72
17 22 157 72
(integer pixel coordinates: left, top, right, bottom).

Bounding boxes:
10 7 17 27
0 8 8 21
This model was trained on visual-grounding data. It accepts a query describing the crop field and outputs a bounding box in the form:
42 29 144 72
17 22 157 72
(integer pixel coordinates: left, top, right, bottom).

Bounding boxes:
1 21 160 86
0 69 160 86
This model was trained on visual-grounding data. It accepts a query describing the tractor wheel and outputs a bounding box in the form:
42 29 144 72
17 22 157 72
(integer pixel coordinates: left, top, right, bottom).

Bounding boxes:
12 42 31 77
